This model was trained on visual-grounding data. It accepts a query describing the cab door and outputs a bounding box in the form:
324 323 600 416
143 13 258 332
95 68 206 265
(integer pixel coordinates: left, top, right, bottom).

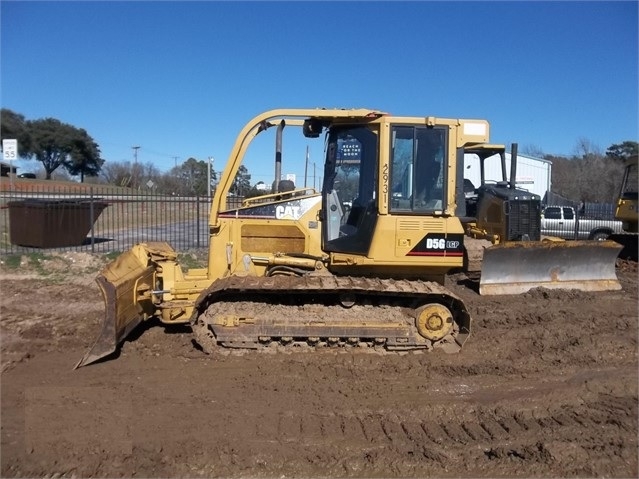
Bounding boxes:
541 207 564 237
322 125 379 255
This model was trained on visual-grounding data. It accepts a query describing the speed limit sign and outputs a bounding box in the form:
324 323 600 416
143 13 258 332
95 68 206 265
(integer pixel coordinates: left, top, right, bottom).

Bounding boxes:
2 139 18 161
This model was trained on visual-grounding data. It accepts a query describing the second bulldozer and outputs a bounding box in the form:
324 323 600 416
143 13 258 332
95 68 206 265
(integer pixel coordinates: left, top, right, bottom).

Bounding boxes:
76 108 621 368
610 154 638 260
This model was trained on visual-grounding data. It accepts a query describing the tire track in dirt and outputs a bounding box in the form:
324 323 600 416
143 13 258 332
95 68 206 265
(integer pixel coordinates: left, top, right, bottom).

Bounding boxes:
241 394 636 476
183 354 636 478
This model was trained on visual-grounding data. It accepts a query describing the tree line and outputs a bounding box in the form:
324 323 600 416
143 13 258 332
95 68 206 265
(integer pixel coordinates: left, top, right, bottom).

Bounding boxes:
0 109 260 197
1 108 636 202
97 159 253 197
534 139 637 204
1 109 102 181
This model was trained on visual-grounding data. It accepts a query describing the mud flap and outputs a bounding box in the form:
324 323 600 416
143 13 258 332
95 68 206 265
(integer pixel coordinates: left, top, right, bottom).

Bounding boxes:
479 240 622 295
75 243 175 368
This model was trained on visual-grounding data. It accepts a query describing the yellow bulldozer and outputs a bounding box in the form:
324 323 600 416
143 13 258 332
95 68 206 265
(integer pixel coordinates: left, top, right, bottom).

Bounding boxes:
76 108 622 368
610 154 638 260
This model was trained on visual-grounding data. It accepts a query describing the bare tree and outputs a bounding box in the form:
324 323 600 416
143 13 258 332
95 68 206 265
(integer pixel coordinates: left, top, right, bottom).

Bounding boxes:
520 144 545 158
548 139 625 204
100 161 135 187
573 137 602 160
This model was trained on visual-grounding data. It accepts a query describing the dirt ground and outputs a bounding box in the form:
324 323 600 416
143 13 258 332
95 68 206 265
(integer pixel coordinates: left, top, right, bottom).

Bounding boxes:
1 251 637 478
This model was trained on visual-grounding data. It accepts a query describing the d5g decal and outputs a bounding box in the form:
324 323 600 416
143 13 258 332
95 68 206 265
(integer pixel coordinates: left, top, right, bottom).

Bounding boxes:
407 233 464 257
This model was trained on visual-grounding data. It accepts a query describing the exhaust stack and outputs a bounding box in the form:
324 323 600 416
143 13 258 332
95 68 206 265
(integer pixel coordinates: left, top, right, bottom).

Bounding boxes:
274 120 285 192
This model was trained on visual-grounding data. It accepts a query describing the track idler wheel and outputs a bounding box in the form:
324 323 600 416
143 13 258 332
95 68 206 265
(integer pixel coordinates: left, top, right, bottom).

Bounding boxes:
415 304 454 341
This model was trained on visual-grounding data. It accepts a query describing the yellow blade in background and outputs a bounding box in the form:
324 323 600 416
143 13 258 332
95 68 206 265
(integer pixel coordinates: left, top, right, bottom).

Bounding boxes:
480 240 622 295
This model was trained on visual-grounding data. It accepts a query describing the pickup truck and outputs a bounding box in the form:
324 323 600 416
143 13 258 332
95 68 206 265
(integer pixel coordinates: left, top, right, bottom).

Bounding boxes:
541 206 624 241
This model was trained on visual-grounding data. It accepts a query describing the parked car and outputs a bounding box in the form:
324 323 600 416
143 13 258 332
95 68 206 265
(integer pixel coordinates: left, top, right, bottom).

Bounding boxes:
18 173 36 179
541 206 623 241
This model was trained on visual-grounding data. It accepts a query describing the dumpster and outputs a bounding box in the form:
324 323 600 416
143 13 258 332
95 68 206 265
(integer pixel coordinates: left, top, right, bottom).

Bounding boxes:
8 199 108 248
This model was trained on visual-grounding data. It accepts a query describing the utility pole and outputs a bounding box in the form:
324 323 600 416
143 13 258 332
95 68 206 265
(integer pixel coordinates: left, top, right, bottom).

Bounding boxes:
208 157 214 197
304 145 309 188
172 156 179 168
132 146 140 163
131 146 141 190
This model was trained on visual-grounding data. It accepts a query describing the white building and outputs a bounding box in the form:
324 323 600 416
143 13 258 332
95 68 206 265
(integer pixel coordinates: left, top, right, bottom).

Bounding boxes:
464 152 552 199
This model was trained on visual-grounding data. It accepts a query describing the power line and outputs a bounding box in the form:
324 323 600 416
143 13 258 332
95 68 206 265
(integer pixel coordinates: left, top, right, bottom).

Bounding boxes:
142 147 179 159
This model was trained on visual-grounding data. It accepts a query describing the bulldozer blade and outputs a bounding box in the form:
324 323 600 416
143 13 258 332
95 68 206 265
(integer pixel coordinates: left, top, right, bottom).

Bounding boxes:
479 240 622 296
75 244 163 368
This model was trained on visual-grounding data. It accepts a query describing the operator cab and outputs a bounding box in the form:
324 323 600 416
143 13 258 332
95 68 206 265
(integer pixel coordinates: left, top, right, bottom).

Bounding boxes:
319 120 448 255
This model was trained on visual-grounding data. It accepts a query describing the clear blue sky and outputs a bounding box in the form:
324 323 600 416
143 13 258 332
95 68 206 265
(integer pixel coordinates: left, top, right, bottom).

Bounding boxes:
1 0 637 186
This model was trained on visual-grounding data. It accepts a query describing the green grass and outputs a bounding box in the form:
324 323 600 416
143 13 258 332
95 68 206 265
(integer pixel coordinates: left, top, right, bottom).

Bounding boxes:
29 252 60 276
1 254 22 269
0 252 56 275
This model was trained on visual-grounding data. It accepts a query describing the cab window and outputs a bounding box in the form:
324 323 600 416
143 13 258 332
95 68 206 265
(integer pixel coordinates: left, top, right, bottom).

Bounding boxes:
563 208 574 220
544 207 562 219
389 126 447 213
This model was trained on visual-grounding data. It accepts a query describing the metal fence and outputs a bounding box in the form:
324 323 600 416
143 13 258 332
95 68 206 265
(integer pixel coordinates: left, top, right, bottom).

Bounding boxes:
0 186 244 255
1 183 622 256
